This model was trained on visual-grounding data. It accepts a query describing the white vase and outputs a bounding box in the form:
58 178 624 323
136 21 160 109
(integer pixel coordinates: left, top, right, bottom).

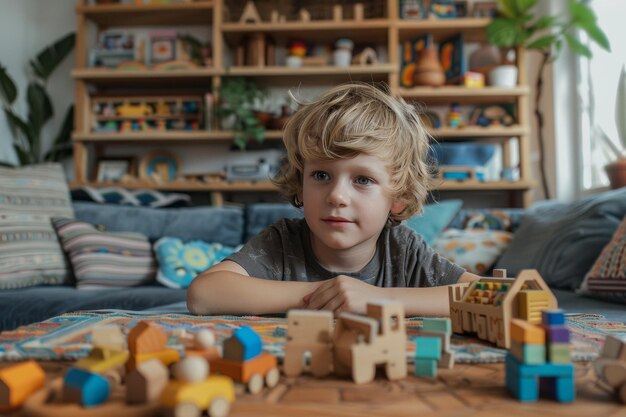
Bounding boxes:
488 65 518 87
333 49 352 67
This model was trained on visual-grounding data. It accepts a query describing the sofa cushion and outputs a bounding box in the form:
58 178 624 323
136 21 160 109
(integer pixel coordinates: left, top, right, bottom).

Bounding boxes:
403 199 463 245
244 203 303 242
72 202 244 247
0 285 186 331
0 163 74 289
71 186 191 208
578 215 626 303
154 237 241 289
53 217 156 289
434 228 513 274
496 188 626 290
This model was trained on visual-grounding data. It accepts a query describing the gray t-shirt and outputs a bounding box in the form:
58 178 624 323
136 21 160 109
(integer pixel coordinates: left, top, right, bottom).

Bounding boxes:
226 218 464 287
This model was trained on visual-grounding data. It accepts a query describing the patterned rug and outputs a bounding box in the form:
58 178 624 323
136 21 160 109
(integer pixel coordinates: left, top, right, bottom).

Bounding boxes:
0 311 623 363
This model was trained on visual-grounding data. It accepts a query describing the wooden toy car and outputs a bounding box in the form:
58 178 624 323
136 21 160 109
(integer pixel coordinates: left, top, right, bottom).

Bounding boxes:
160 374 235 417
75 346 129 374
0 360 45 412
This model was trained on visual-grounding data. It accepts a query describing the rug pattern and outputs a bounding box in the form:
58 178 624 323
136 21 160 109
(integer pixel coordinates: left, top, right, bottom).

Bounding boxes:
0 312 623 363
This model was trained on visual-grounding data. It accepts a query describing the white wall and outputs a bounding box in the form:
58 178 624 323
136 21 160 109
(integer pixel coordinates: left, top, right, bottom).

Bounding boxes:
0 0 76 166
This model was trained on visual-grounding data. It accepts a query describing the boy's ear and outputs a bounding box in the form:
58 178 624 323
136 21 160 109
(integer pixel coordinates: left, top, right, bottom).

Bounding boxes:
390 199 407 215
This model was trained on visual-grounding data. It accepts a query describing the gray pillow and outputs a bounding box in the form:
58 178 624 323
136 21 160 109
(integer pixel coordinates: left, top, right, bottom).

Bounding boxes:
244 203 303 242
72 202 244 247
495 188 626 290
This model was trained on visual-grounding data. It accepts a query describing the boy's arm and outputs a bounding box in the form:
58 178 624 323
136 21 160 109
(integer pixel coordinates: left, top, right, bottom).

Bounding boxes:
187 260 320 315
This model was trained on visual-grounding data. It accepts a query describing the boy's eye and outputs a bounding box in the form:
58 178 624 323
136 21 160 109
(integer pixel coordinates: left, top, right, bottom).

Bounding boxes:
355 176 374 186
312 171 329 181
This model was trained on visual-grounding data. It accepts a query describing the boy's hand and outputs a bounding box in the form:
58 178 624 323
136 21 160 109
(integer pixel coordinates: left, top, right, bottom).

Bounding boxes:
302 275 382 314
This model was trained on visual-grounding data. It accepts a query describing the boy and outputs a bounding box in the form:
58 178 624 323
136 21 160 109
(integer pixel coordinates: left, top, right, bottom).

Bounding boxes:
188 83 479 317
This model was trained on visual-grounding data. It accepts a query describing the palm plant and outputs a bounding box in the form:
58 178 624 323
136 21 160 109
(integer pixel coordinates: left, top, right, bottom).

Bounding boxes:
486 0 610 199
0 32 75 166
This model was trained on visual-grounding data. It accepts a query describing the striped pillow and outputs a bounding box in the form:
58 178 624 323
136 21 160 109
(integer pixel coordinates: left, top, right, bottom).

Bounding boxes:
52 218 156 289
579 216 626 304
0 163 73 289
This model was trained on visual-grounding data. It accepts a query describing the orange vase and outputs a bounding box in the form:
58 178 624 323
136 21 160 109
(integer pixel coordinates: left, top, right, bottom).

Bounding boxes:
413 48 445 87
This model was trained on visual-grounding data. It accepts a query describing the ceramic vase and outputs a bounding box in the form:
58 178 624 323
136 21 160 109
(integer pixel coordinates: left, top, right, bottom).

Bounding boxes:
413 48 445 87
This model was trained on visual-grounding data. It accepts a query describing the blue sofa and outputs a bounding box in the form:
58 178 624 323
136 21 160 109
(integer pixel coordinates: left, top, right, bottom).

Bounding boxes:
0 192 624 331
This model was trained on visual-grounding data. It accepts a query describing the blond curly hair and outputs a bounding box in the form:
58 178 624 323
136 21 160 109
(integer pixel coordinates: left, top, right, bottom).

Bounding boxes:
272 82 434 222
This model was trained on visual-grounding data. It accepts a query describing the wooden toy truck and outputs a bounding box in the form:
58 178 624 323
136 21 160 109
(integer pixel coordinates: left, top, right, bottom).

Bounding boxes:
448 269 557 348
333 301 407 384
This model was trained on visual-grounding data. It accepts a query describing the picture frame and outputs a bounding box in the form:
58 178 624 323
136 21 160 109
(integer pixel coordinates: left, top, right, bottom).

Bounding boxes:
139 150 179 181
150 30 177 64
95 157 136 182
472 1 498 17
400 0 428 19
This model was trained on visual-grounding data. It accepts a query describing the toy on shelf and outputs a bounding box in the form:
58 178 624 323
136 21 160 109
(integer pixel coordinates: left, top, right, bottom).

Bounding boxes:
505 310 575 403
437 165 486 182
470 105 515 127
439 34 465 83
160 357 235 417
210 326 279 394
352 47 378 66
448 269 558 348
239 1 261 23
284 310 334 378
593 335 626 403
447 102 462 128
333 38 354 67
0 360 45 412
333 301 407 384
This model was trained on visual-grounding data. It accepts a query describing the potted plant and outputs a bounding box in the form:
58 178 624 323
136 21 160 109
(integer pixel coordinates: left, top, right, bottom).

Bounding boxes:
596 65 626 189
0 32 75 166
486 0 611 199
217 77 268 150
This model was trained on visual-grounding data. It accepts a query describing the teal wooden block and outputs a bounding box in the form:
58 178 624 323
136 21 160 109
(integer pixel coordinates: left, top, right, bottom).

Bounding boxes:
415 336 441 360
510 340 545 365
415 359 437 378
505 354 574 403
422 318 452 334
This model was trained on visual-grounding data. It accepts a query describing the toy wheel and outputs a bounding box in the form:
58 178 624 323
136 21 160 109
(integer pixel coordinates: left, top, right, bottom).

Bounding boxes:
265 367 280 388
175 401 201 417
208 396 231 417
248 373 264 394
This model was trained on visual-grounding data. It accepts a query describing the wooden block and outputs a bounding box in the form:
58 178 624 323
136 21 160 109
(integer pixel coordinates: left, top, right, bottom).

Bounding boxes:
270 10 279 23
518 290 550 324
92 325 126 352
415 337 442 360
542 325 570 344
414 330 450 351
541 309 565 326
547 343 571 364
63 368 110 407
128 321 167 356
0 360 45 412
353 3 364 20
422 318 452 335
415 359 437 378
284 311 333 377
510 340 545 365
510 319 545 345
601 335 626 361
299 8 310 22
603 362 626 389
125 359 168 404
223 326 262 362
438 350 455 369
333 5 342 21
239 1 261 23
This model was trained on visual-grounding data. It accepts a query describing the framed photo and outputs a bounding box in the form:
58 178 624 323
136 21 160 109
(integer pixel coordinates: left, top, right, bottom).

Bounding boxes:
473 1 498 17
453 1 468 17
400 0 428 19
150 30 177 63
96 157 135 182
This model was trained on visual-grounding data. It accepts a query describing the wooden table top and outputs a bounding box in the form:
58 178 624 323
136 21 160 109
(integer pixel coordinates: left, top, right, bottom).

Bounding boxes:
4 360 626 417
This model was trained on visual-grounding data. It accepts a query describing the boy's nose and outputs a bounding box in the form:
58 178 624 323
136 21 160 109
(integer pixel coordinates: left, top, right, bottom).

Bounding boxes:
326 181 349 207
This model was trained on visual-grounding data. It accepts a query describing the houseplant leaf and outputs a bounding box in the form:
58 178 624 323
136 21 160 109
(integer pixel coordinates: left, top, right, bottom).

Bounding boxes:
30 32 75 81
27 83 54 141
0 65 17 105
44 106 74 162
616 65 626 152
4 109 35 164
563 32 591 57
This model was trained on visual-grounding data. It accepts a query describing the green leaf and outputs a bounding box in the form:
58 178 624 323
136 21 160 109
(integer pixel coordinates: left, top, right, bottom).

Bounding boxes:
568 0 596 25
4 109 35 163
0 65 17 105
27 83 53 140
487 18 520 47
234 133 247 150
30 32 75 81
44 106 74 162
526 35 557 50
578 21 611 51
514 0 538 14
564 32 591 57
530 15 556 31
496 0 516 18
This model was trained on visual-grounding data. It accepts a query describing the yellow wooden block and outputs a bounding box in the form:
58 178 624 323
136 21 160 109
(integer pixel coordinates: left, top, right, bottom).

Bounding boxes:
518 290 550 324
510 319 545 344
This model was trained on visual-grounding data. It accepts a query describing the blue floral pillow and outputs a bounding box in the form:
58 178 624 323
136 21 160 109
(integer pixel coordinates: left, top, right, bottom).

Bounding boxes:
154 237 241 288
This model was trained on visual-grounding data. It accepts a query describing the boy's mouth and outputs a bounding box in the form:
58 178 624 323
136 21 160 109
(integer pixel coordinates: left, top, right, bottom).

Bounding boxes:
322 216 353 226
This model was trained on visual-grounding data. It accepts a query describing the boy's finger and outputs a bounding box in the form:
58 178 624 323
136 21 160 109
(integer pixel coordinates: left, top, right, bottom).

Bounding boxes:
320 294 343 312
306 286 336 310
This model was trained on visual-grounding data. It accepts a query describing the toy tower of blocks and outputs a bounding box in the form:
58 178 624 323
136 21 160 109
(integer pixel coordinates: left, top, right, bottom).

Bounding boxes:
414 318 454 378
448 269 557 348
505 310 575 403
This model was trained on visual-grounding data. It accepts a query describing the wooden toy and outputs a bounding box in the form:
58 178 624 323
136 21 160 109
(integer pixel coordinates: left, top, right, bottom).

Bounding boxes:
116 103 152 117
333 301 407 384
353 3 364 20
505 355 574 403
160 356 235 417
127 348 180 372
448 269 557 348
593 335 626 403
333 5 342 21
126 320 180 371
415 318 455 369
298 8 310 22
211 326 279 394
284 310 334 378
62 367 111 408
239 1 261 24
351 47 378 65
0 360 45 412
125 359 168 405
437 165 485 182
186 329 221 362
414 336 441 378
75 346 129 376
92 325 126 352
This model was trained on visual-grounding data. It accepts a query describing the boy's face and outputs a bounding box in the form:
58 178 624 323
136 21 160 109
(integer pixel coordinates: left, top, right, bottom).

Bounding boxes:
301 154 406 267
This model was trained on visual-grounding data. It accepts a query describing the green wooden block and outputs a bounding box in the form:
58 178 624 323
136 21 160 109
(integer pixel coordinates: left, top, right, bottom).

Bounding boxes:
415 359 437 378
548 343 571 363
422 318 452 334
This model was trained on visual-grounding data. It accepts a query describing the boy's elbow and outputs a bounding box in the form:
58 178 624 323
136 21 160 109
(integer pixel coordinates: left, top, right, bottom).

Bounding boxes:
186 276 208 315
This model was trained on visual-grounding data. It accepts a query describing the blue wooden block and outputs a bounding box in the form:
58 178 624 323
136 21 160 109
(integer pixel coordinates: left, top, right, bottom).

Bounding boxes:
505 354 574 403
415 336 442 360
64 367 110 407
415 359 437 378
233 326 262 361
422 318 452 334
542 309 565 326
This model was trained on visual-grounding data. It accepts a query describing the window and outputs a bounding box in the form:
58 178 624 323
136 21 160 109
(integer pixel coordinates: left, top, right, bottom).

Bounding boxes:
578 1 626 190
